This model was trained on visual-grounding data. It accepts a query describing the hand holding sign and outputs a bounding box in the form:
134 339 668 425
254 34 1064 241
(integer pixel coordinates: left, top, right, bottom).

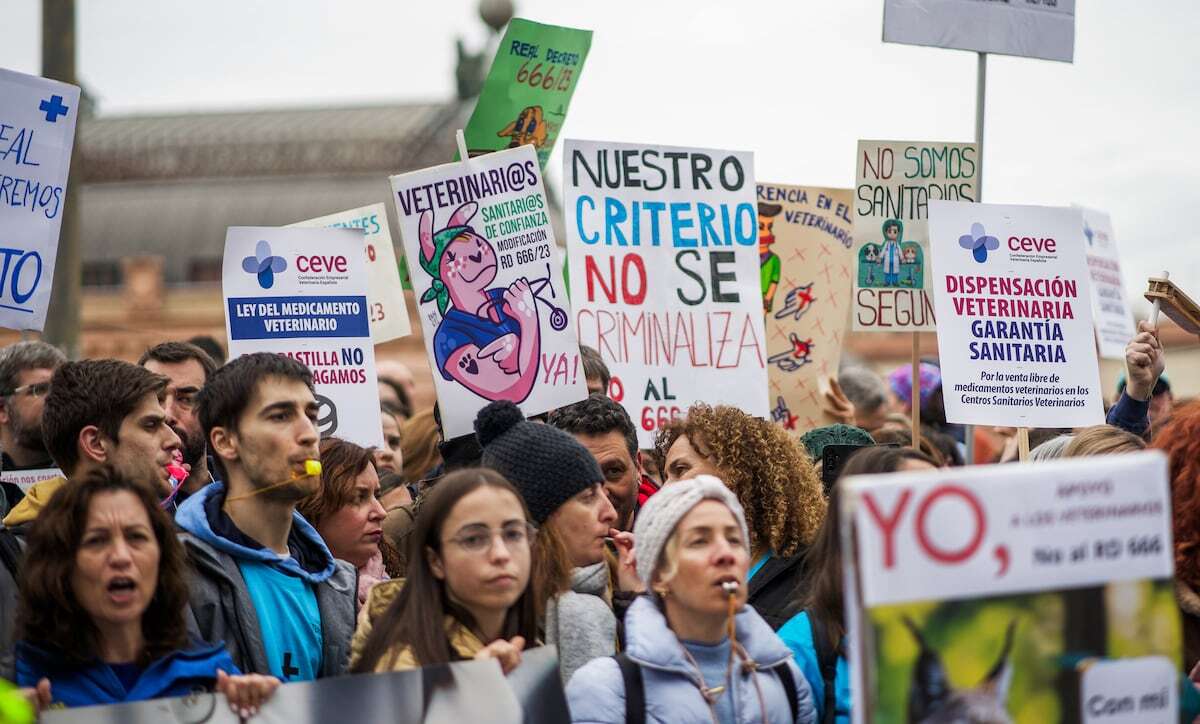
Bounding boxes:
1124 320 1165 402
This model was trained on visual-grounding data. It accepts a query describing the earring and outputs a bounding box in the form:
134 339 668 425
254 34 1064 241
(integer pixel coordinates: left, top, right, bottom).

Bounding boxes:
654 586 670 598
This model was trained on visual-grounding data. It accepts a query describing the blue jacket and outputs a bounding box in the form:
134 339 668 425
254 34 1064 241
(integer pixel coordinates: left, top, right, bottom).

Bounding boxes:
1106 392 1150 437
174 482 356 677
15 640 239 708
777 612 849 724
566 596 816 723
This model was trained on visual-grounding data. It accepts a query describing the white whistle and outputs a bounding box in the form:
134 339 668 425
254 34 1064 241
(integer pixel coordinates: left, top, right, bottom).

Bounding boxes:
721 581 739 594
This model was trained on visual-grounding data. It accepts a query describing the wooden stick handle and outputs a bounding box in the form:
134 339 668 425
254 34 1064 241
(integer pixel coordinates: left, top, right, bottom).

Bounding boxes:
911 333 921 450
1017 427 1030 461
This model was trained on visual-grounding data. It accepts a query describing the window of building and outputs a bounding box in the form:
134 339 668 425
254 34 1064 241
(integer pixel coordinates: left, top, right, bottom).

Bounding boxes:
187 258 223 283
82 261 122 288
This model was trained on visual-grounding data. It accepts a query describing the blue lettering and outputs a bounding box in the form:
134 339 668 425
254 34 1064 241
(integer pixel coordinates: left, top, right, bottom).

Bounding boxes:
734 203 756 245
604 197 629 246
697 203 721 246
576 195 598 244
671 202 696 248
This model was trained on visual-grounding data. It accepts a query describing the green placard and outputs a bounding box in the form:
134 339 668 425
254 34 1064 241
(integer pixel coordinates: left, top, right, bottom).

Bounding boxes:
462 18 592 169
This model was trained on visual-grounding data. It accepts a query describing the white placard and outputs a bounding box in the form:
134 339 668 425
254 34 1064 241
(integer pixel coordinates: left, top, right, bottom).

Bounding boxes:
390 144 586 440
287 203 411 343
883 0 1076 63
929 201 1104 427
0 467 61 492
0 68 81 332
1081 657 1178 724
1079 207 1136 360
223 226 383 448
848 452 1172 608
564 139 769 447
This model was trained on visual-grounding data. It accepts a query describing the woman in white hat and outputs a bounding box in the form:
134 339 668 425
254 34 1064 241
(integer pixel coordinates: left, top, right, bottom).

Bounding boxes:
566 475 816 724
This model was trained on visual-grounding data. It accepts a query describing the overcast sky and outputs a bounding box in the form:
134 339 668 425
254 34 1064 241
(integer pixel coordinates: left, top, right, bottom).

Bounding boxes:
4 0 1197 312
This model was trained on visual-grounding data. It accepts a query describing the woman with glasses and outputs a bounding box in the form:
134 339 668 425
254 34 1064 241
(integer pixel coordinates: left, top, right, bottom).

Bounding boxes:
349 468 540 674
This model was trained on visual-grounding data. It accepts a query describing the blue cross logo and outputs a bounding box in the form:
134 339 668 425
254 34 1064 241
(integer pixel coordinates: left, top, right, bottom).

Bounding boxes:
38 95 70 123
242 240 288 289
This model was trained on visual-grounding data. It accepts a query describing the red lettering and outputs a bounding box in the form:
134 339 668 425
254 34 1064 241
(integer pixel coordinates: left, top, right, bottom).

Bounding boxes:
621 254 647 305
914 485 986 564
861 489 913 569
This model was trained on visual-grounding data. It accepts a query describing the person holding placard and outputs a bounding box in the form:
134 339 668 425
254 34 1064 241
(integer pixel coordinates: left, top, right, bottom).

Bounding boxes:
14 468 279 714
349 468 540 674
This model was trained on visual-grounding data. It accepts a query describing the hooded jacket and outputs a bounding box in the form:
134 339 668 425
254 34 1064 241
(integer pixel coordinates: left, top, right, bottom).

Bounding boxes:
174 482 356 678
0 476 66 529
14 640 238 708
566 595 816 723
544 561 617 686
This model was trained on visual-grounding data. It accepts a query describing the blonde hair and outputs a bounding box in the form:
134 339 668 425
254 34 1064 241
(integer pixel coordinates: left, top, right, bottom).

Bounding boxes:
1062 425 1145 458
650 508 748 596
400 408 441 485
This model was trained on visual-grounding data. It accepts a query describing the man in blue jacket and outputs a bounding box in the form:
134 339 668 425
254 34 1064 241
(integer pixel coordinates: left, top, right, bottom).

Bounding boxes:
1106 320 1168 439
176 353 355 681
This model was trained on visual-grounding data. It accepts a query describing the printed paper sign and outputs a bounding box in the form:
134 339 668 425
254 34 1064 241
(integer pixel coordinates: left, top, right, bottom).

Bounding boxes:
288 203 411 342
565 139 769 447
929 201 1104 427
842 452 1180 724
0 467 62 492
223 226 383 447
0 68 81 332
1080 657 1178 723
390 144 585 440
883 0 1076 63
757 183 855 433
852 140 978 332
1079 207 1136 360
462 18 592 169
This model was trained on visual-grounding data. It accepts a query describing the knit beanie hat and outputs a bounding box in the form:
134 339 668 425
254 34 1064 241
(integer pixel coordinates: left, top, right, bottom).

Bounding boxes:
474 401 603 525
633 475 749 590
888 362 941 407
800 424 874 462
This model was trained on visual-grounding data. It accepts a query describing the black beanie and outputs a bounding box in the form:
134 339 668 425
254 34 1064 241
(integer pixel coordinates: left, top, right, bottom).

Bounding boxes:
474 401 602 525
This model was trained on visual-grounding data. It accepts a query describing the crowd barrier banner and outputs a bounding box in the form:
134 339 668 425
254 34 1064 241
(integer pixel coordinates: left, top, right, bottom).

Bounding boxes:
222 226 384 447
851 140 978 333
0 68 81 333
756 183 855 433
564 139 768 447
842 451 1179 724
391 144 584 439
461 18 592 169
288 203 412 342
45 647 570 723
883 0 1076 63
928 201 1104 428
1078 206 1136 361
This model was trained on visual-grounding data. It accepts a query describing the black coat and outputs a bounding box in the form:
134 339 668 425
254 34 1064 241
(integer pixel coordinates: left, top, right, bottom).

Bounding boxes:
748 552 807 630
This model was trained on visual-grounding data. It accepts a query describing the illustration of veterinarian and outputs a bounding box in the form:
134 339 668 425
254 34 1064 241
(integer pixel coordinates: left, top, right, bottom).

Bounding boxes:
419 202 541 404
758 202 783 312
880 219 904 287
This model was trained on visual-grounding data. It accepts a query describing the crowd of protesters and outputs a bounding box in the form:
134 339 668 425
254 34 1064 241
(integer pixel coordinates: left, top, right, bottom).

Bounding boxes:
0 310 1187 723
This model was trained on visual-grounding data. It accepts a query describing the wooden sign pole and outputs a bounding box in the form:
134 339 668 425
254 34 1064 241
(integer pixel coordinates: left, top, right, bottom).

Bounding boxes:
1017 427 1030 461
911 333 921 450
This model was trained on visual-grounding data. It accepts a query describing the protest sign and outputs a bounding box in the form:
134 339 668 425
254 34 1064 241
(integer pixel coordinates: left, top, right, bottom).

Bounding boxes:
223 226 383 447
928 201 1104 427
46 645 570 724
756 183 855 433
852 140 978 332
1078 207 1136 360
883 0 1076 63
288 203 411 342
462 18 591 169
565 139 769 447
390 144 585 439
0 68 81 332
842 452 1179 724
0 467 62 492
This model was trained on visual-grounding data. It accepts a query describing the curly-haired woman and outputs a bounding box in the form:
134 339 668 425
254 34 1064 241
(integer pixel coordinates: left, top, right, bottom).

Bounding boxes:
656 404 825 629
14 468 278 714
1153 402 1200 671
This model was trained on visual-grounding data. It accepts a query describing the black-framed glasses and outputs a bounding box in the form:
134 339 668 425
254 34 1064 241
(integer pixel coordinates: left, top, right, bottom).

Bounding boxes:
7 381 51 399
445 522 536 554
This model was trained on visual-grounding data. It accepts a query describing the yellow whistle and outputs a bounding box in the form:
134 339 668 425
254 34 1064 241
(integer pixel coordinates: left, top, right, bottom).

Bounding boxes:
304 459 322 477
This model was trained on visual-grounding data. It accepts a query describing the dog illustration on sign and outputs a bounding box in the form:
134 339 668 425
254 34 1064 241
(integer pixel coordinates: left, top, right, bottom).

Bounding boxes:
418 202 541 404
498 106 550 151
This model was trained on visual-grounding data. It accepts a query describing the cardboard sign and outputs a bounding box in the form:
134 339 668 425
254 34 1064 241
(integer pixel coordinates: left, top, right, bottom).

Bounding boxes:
851 140 978 332
0 68 81 332
45 647 571 724
883 0 1076 63
564 139 769 447
756 183 855 433
1079 207 1136 360
842 452 1179 724
929 201 1104 427
462 18 592 169
390 144 585 440
223 226 383 448
288 203 412 342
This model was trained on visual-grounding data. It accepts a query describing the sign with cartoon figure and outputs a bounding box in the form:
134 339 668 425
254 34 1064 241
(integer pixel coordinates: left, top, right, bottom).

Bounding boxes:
842 451 1179 724
1079 207 1135 360
390 144 585 439
288 203 412 342
757 183 856 433
852 140 978 332
564 139 769 448
929 201 1105 428
0 68 81 332
462 18 592 169
222 226 384 448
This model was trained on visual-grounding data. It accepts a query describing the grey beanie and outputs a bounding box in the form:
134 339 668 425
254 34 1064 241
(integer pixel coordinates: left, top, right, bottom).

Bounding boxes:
633 475 750 589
